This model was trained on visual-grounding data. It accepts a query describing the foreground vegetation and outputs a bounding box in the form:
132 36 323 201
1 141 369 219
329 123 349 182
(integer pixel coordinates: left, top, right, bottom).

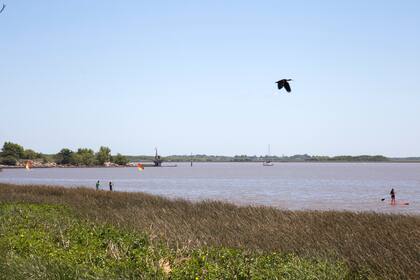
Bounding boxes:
0 184 419 279
0 203 349 279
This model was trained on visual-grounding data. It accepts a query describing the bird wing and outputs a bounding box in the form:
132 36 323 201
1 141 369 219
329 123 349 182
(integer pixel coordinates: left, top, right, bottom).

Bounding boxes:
284 81 291 92
276 80 284 90
0 4 5 14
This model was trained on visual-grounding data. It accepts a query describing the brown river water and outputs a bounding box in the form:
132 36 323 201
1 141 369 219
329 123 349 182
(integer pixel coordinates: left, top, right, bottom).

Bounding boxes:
1 162 419 214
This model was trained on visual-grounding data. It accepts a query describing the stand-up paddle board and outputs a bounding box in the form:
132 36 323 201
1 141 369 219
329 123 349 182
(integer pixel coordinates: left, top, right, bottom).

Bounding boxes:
381 198 410 206
390 201 410 206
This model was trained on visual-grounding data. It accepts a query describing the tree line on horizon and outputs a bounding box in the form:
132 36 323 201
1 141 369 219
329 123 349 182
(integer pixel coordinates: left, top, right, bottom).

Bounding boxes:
159 154 391 162
126 153 393 162
2 141 416 166
0 142 129 166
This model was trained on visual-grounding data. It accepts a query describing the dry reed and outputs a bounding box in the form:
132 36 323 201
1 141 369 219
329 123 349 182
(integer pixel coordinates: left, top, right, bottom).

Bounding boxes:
0 183 419 279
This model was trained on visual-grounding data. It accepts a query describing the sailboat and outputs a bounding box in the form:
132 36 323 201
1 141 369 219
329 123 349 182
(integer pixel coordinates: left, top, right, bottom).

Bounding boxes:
263 145 274 166
190 152 193 167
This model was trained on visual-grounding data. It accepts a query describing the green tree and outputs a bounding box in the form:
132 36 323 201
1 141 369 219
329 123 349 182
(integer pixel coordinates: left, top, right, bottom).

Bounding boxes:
74 148 96 166
0 155 17 166
113 153 129 165
96 146 111 165
23 149 41 160
55 148 74 165
1 142 24 159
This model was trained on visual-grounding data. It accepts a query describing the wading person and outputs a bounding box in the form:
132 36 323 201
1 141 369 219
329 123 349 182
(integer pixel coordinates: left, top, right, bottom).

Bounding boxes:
96 180 100 190
109 181 113 192
390 188 396 205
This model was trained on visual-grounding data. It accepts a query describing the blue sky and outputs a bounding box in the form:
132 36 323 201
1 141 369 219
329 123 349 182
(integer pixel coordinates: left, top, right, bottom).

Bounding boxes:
1 1 419 156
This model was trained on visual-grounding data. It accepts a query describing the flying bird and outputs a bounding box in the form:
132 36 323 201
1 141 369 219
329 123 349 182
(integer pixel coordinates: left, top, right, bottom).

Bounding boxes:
276 79 293 93
0 4 5 14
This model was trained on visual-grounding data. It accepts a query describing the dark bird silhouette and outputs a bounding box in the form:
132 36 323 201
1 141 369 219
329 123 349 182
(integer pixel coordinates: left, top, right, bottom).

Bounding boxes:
0 4 5 14
276 79 293 92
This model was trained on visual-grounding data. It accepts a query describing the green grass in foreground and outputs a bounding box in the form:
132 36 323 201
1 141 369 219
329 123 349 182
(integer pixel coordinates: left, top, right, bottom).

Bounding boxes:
1 183 419 279
0 203 351 280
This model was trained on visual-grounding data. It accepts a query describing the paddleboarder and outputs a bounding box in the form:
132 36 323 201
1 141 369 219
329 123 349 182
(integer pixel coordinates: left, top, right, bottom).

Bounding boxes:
390 188 396 205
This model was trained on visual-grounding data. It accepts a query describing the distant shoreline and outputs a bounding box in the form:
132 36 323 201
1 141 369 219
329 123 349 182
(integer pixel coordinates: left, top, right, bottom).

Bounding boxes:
2 141 420 169
2 160 420 169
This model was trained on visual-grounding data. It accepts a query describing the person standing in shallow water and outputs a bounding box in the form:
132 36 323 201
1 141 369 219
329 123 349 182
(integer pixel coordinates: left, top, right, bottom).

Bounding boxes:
390 188 396 205
109 181 113 192
96 180 100 190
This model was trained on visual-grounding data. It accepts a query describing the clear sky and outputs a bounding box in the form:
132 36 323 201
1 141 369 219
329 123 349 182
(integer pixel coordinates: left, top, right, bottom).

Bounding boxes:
1 1 419 157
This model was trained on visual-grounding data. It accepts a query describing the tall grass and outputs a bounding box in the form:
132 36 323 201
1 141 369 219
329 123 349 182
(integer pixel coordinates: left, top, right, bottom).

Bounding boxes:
0 183 419 279
0 203 350 279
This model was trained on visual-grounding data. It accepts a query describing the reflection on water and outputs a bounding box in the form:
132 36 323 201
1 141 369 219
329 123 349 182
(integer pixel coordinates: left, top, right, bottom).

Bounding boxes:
1 163 419 214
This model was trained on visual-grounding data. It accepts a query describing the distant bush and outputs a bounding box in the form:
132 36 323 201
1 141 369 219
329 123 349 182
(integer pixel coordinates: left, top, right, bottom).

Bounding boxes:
96 146 111 165
73 148 96 166
113 153 129 165
55 148 74 165
0 156 17 166
23 149 42 160
330 155 389 162
1 142 24 159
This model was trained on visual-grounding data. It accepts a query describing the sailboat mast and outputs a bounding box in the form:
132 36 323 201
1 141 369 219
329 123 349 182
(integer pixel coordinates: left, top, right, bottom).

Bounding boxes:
263 144 274 166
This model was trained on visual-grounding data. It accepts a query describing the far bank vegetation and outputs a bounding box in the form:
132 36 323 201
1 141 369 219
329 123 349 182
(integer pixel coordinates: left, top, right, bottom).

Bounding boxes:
1 141 411 168
0 142 128 167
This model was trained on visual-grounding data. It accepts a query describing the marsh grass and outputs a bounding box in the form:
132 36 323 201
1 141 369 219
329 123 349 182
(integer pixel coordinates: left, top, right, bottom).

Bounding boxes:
0 183 419 279
0 203 349 279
